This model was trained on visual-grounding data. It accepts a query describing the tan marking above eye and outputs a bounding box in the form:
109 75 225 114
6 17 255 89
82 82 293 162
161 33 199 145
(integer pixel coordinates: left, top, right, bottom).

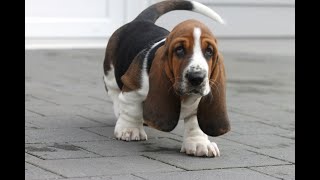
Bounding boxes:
201 38 218 57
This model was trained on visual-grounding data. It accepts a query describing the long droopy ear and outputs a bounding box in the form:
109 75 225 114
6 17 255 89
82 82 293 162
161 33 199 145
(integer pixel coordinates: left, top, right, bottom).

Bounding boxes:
143 47 181 132
197 53 230 136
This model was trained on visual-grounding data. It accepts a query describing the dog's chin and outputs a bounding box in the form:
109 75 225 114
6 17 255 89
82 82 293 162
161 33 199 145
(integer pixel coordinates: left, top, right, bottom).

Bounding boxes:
176 86 210 97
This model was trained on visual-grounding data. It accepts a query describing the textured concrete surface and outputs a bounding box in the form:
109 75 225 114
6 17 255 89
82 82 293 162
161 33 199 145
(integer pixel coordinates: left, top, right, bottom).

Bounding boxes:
25 39 294 179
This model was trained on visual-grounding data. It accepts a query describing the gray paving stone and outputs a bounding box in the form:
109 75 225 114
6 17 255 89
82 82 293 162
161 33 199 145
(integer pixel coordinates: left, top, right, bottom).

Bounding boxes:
249 144 295 163
229 103 295 131
25 115 104 128
87 95 113 104
227 112 261 123
82 126 182 141
251 165 295 180
276 131 295 140
44 94 105 106
25 162 62 180
58 175 143 180
25 142 101 160
222 134 294 150
78 103 115 116
77 113 116 126
26 153 42 162
164 120 184 137
27 86 101 105
25 94 58 106
25 128 109 143
25 48 294 179
30 156 183 178
228 96 294 115
72 137 181 157
255 97 295 114
143 139 288 170
25 122 40 130
26 105 109 121
25 109 43 117
230 121 292 135
135 168 279 180
223 53 294 85
81 126 119 139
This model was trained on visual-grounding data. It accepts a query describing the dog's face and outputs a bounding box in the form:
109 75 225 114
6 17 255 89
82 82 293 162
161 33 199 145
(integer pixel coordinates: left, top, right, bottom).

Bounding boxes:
164 20 219 97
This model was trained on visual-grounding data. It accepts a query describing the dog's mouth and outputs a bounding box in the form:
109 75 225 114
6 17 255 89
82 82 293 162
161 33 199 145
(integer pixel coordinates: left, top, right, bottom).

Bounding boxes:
186 87 207 96
175 84 208 97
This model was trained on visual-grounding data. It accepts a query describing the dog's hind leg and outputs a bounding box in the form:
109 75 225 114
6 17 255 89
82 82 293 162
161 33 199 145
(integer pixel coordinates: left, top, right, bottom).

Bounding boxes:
103 65 121 118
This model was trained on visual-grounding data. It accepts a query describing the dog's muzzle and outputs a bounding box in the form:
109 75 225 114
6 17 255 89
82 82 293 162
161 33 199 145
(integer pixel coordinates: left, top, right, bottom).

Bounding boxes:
176 71 209 96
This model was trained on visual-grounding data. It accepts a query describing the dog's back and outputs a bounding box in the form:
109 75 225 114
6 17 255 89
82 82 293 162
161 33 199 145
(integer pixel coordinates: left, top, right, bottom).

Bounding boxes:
103 0 225 89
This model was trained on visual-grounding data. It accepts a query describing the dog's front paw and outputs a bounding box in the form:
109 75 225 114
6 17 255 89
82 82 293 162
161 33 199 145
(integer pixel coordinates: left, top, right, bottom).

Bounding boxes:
114 126 147 141
180 137 220 157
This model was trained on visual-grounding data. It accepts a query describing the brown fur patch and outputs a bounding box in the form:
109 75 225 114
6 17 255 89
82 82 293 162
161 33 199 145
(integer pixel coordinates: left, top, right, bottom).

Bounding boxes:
120 51 146 92
103 27 122 76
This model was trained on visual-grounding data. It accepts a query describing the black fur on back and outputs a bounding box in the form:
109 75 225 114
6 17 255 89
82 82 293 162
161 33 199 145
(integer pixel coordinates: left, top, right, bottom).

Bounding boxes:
112 0 194 89
114 21 169 89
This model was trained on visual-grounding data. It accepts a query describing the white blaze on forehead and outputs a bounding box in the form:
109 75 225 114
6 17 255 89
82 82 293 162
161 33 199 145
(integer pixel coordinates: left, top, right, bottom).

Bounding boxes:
189 27 208 73
193 28 202 53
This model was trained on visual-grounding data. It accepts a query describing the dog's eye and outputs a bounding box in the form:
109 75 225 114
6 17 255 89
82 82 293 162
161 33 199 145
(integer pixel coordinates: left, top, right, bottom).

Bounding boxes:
204 46 214 59
175 45 185 58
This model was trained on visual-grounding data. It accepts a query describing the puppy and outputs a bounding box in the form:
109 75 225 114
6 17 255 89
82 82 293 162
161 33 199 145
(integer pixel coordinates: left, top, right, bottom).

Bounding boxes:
103 0 230 157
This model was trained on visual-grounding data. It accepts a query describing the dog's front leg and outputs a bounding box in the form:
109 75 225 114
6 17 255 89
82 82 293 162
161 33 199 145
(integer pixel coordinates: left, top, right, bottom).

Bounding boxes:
181 115 220 157
114 91 147 141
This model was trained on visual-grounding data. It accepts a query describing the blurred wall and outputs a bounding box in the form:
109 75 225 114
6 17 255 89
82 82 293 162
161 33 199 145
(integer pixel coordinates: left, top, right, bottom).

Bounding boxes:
25 0 294 49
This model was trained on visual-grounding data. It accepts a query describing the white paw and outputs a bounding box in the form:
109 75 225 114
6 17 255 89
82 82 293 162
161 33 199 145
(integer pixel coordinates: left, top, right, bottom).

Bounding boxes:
114 126 147 141
180 138 220 157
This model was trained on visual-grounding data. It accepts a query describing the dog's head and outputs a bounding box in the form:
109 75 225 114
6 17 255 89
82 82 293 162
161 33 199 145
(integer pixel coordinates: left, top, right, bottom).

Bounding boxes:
144 19 230 136
163 19 219 97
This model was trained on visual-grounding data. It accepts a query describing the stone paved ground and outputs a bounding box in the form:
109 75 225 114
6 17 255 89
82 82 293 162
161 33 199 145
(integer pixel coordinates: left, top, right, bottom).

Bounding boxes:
25 40 295 180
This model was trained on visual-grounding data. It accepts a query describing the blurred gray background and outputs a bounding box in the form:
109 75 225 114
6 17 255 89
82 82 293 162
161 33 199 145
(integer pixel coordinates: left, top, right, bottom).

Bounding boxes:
25 0 295 55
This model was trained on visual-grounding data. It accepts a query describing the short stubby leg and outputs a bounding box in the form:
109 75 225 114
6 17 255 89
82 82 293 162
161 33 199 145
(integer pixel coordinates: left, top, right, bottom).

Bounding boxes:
180 115 220 157
103 72 121 119
114 91 147 141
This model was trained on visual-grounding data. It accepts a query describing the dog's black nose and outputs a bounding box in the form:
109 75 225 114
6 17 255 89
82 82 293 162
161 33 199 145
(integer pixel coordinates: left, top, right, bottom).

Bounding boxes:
186 72 206 86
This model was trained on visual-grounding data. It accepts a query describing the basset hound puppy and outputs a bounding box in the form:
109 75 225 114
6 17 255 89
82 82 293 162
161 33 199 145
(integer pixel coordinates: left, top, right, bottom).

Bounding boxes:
103 0 230 157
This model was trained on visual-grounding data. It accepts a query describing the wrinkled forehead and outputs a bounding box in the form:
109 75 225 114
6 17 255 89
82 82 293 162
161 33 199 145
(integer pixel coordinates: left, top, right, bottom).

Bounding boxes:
167 20 216 43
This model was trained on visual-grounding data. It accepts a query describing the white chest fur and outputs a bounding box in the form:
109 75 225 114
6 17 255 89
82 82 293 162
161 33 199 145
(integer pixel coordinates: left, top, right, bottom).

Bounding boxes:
179 95 201 120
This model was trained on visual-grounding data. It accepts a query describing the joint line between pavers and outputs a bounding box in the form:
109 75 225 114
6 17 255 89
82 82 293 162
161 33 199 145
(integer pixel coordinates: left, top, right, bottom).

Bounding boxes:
131 173 149 180
75 104 112 116
219 137 260 149
248 167 285 180
77 115 115 127
26 109 46 117
87 95 112 103
30 95 60 105
71 144 105 158
25 161 67 178
79 127 115 138
26 152 46 160
274 134 295 140
187 164 293 171
25 139 113 145
141 155 188 171
229 110 294 131
247 149 295 164
230 109 294 131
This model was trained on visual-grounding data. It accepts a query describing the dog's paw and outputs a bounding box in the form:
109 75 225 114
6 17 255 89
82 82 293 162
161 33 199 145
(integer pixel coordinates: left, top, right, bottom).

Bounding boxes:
180 138 220 157
114 126 147 141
